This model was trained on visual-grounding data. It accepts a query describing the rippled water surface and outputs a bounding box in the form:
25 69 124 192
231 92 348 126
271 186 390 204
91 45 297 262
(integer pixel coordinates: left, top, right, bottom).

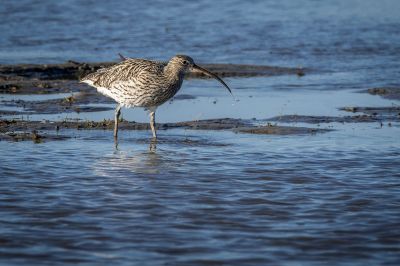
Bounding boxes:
1 128 400 265
1 0 400 265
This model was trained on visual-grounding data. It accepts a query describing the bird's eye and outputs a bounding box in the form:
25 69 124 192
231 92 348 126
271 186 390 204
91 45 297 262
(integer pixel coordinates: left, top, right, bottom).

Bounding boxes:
183 60 188 65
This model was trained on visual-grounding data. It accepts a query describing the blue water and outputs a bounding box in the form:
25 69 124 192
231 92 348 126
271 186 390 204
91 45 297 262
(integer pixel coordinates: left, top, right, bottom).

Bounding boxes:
1 0 400 73
1 127 400 265
1 0 400 265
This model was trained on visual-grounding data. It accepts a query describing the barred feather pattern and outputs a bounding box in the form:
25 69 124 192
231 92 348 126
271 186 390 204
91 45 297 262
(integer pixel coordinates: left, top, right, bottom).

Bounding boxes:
81 57 187 108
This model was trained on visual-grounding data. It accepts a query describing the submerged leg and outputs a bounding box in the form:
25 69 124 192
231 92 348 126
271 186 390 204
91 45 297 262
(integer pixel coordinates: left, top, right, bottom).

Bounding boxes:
149 138 157 152
114 104 121 139
149 111 157 138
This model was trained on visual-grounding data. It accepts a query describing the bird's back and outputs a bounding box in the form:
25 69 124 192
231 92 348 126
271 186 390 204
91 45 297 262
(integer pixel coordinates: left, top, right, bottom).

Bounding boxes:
82 59 165 88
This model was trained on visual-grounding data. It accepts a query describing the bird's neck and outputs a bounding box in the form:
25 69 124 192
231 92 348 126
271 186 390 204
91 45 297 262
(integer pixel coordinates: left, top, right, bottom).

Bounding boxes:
164 63 185 83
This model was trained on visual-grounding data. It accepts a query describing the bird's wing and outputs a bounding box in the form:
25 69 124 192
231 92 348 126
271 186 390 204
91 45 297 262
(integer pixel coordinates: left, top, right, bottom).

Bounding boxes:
81 59 166 88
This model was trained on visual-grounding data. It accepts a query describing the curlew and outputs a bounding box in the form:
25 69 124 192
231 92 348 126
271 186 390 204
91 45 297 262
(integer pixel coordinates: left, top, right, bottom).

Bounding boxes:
81 55 232 140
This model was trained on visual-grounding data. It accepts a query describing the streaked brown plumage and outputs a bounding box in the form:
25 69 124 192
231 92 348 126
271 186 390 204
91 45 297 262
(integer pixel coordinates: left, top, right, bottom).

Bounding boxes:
81 55 232 140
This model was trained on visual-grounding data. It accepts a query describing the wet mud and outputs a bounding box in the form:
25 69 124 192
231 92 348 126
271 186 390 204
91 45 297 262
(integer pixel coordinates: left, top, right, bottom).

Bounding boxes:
0 61 306 95
0 61 305 79
0 118 329 142
0 90 193 116
339 106 400 122
0 61 305 119
262 86 400 126
267 114 399 123
0 61 306 119
1 90 113 115
235 125 332 135
0 118 247 133
363 87 400 101
0 79 89 94
0 129 69 142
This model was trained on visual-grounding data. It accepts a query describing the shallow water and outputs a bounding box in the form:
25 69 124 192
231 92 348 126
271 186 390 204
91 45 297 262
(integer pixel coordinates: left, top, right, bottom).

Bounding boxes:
1 0 400 265
1 127 400 265
1 75 395 123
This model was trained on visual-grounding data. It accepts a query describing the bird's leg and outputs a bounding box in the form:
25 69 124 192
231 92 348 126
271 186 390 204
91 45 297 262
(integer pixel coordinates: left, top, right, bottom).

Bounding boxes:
149 138 157 152
114 104 121 140
149 111 157 139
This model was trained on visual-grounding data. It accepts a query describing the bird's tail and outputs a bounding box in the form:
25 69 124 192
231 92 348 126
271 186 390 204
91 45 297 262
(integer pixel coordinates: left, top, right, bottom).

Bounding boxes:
118 53 128 61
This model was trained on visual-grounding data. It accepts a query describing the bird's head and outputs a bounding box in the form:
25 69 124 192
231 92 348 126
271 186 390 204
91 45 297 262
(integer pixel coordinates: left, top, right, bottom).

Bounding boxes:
169 55 195 72
168 55 232 95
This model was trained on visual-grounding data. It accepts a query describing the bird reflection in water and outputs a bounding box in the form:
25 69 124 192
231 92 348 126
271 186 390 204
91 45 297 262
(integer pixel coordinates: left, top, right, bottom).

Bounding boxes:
96 139 165 177
114 137 157 152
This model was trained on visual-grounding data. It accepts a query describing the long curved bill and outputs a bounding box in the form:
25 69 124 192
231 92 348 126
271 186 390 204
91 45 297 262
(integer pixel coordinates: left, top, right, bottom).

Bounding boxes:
192 64 232 95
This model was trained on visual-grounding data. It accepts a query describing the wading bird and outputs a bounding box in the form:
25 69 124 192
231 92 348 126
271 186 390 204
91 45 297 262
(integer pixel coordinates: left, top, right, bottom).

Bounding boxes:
81 55 232 140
